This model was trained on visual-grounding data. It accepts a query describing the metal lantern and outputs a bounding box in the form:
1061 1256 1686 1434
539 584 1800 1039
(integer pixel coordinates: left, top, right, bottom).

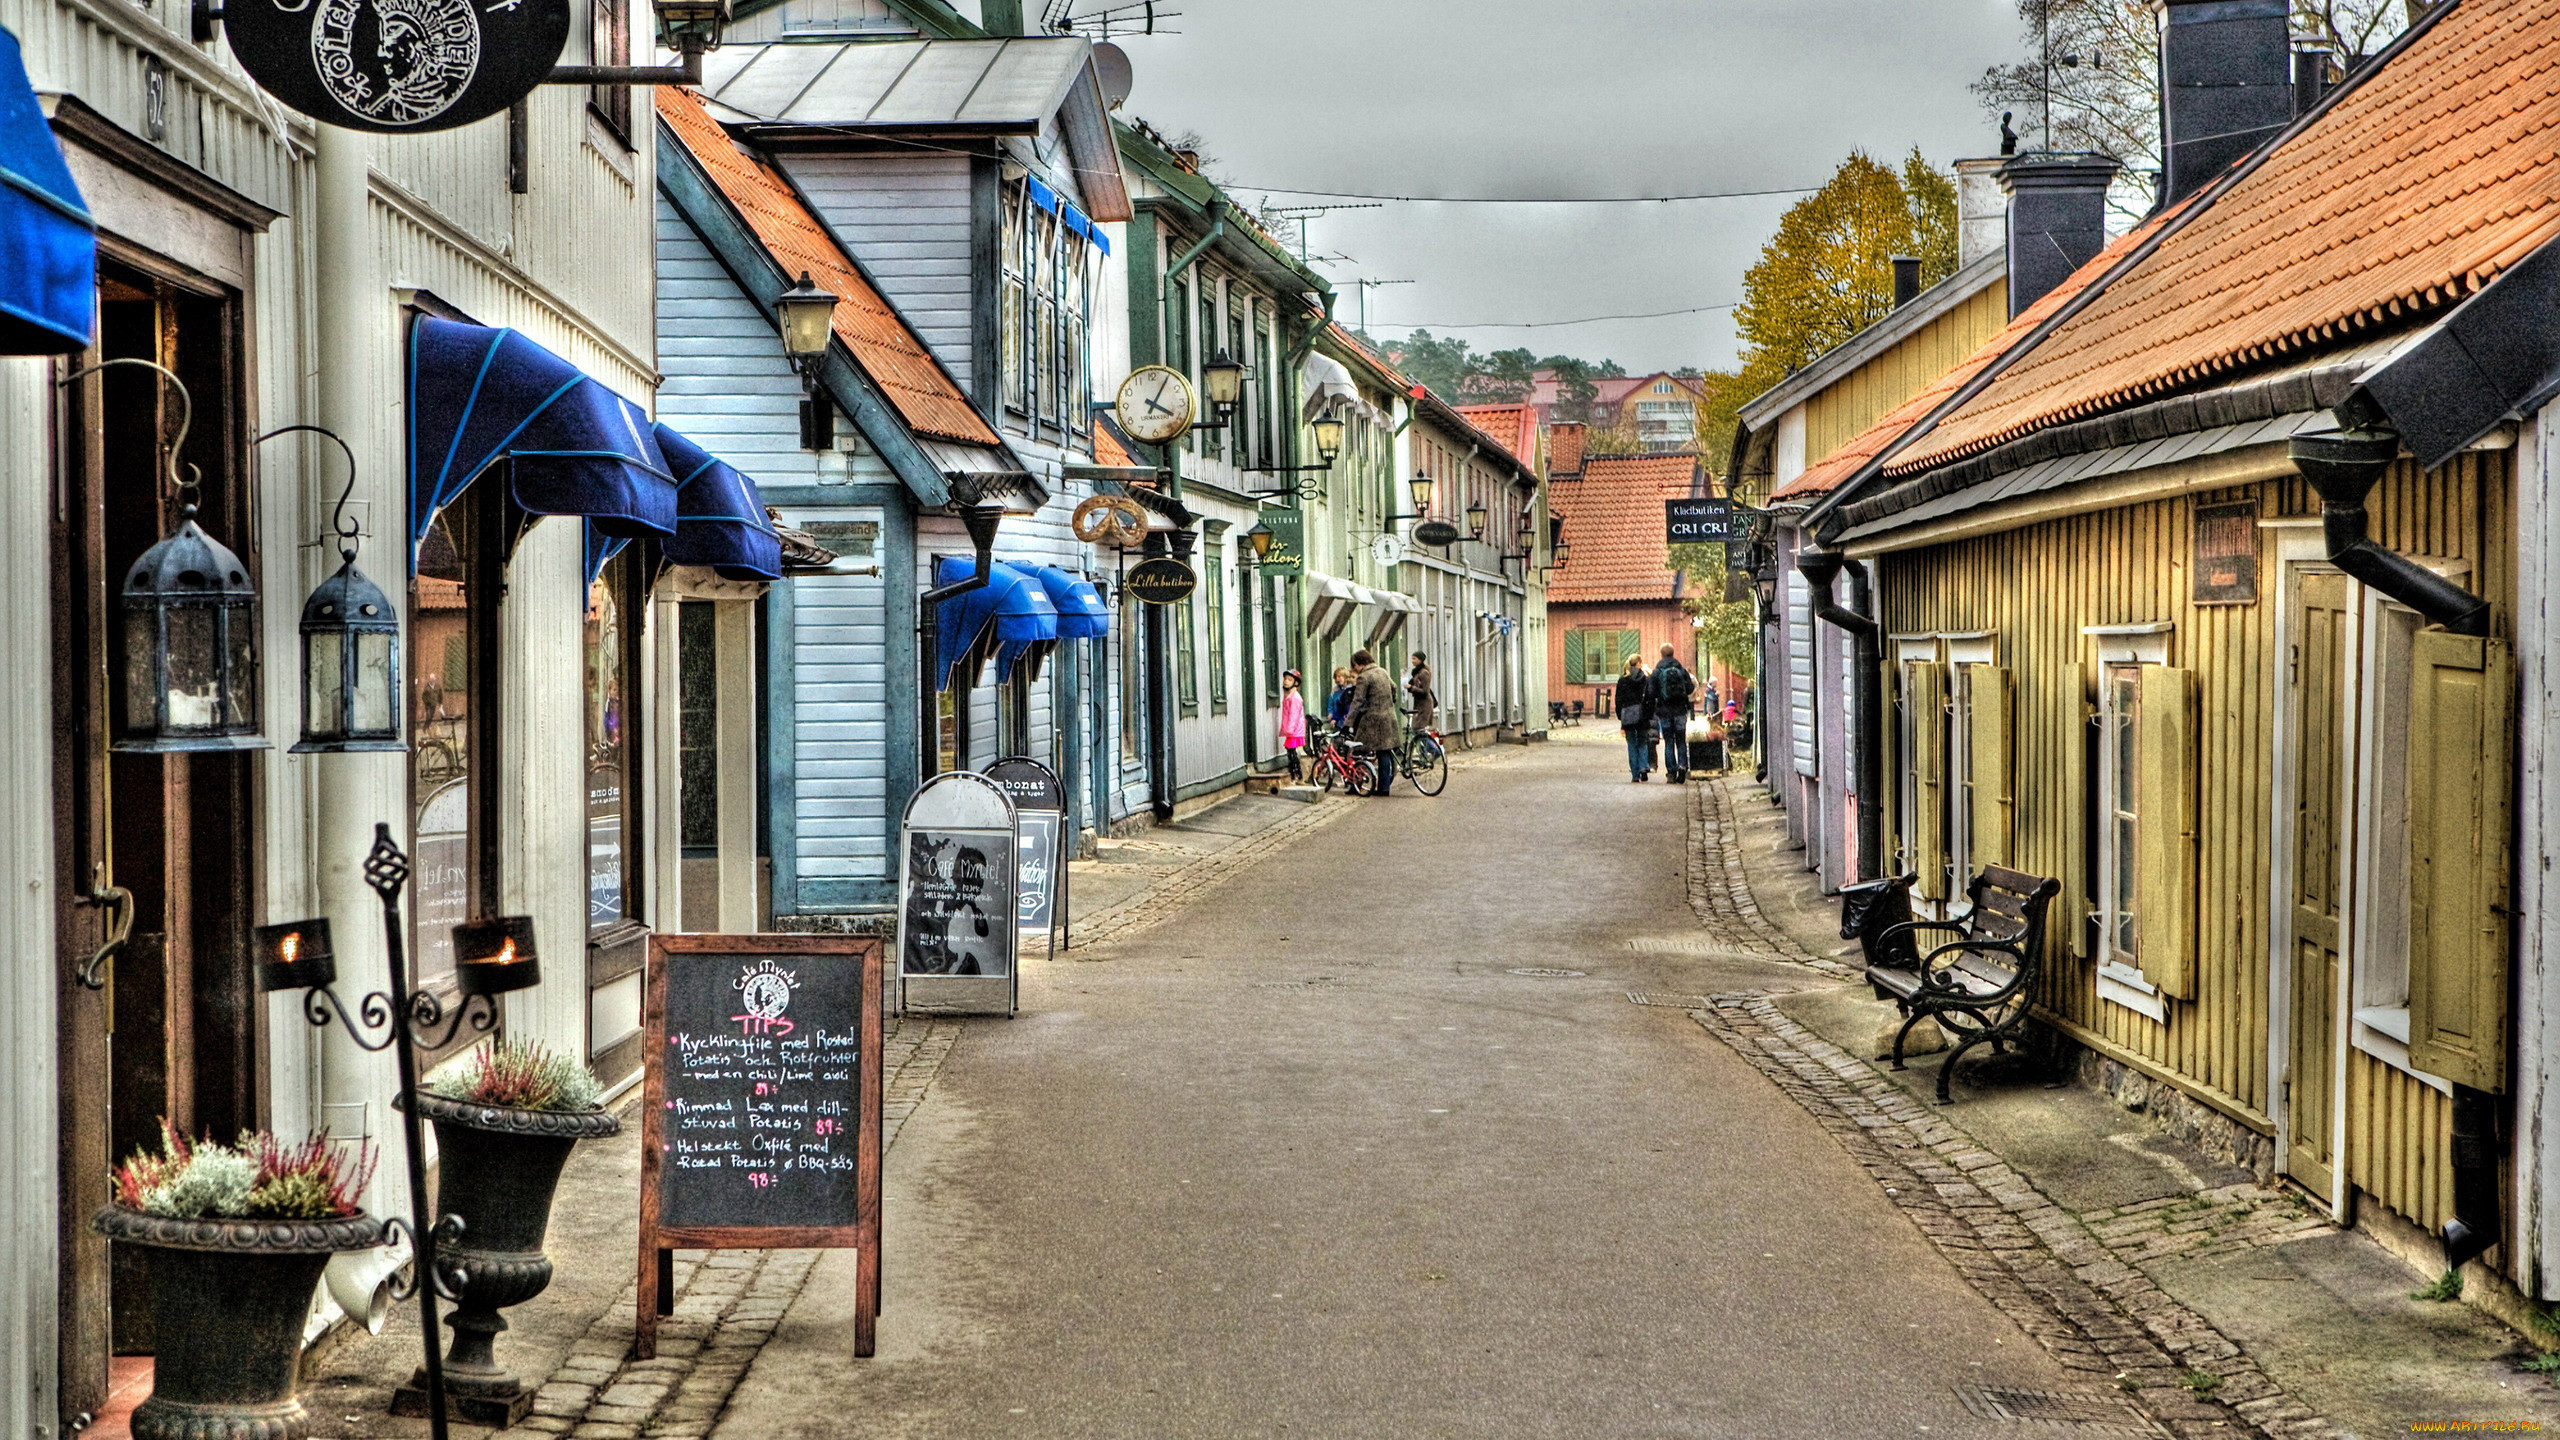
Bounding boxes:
118 510 267 752
1517 508 1534 540
1243 521 1276 561
1554 541 1571 568
776 271 838 362
452 916 541 997
1310 414 1347 465
1169 526 1198 562
1465 501 1488 538
651 0 732 52
296 557 403 752
1202 350 1245 413
1407 471 1435 516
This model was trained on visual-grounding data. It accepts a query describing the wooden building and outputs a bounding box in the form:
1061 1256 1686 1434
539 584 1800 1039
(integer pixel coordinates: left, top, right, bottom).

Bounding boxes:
1544 452 1709 721
1792 0 2560 1313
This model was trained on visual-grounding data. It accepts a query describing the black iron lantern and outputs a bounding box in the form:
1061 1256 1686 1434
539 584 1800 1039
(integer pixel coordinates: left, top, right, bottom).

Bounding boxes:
118 512 266 752
1243 521 1275 562
253 918 338 992
296 559 402 752
1465 501 1488 538
1408 471 1435 516
1202 350 1245 418
453 916 541 997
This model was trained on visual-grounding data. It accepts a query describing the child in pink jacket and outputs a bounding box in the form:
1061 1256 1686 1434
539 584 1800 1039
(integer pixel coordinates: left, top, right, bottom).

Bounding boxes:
1279 669 1308 779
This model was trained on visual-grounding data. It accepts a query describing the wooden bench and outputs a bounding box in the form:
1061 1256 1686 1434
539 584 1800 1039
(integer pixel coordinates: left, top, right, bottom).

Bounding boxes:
1845 865 2060 1102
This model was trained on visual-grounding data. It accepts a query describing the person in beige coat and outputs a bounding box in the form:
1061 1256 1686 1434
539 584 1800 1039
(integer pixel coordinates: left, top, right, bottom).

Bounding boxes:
1346 649 1403 795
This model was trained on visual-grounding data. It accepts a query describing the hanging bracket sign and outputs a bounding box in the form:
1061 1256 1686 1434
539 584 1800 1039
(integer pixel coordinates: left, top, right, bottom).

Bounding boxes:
897 771 1019 1016
217 0 570 133
1123 557 1197 606
1666 497 1738 544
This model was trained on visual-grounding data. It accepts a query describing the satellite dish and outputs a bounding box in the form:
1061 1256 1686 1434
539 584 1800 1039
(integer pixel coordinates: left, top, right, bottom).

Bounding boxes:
1092 42 1134 110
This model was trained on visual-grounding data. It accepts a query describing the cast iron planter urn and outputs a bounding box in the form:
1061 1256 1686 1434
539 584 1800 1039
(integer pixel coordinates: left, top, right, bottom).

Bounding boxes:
390 1093 621 1425
90 1207 387 1440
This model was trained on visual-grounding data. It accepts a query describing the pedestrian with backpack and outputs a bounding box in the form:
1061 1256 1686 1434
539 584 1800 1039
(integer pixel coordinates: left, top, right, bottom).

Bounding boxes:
1651 643 1697 783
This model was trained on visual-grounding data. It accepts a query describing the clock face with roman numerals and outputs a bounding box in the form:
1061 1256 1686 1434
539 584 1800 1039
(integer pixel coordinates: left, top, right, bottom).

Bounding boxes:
1115 366 1197 445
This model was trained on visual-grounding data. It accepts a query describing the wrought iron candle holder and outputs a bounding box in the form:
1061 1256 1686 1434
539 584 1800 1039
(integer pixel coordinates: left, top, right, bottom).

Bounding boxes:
255 823 505 1440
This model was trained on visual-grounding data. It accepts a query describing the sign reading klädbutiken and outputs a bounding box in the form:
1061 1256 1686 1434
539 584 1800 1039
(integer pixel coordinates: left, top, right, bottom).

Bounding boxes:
1666 497 1739 544
223 0 570 133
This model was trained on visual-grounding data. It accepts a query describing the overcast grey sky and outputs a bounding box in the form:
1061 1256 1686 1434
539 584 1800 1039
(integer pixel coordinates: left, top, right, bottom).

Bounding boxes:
1086 0 2026 374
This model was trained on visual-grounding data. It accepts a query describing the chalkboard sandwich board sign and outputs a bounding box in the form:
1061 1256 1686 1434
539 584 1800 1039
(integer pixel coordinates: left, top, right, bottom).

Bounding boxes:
639 934 883 1359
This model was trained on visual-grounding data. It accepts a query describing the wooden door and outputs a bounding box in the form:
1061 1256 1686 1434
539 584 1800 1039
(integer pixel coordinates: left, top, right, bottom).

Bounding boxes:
2285 570 2350 1200
54 264 260 1400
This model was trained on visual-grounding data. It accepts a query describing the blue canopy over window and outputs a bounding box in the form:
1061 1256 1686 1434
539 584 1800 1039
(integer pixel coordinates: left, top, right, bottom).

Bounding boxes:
0 26 92 355
409 317 676 564
653 424 782 582
1025 565 1108 640
933 557 1058 690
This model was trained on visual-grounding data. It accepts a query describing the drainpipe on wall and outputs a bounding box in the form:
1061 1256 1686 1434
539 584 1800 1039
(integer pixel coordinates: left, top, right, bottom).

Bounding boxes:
1797 547 1883 883
917 503 1007 781
2290 427 2500 1275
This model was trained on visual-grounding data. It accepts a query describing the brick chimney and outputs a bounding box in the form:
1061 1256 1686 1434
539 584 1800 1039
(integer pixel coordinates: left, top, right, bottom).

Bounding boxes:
2157 0 2294 206
1999 153 2121 318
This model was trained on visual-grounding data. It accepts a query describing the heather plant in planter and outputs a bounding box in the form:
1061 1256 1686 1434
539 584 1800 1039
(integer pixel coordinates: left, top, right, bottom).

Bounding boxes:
96 1124 384 1440
395 1040 620 1426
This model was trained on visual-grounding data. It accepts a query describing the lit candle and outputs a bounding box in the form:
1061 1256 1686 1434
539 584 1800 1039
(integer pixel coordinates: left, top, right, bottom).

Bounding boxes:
453 916 541 997
254 918 336 992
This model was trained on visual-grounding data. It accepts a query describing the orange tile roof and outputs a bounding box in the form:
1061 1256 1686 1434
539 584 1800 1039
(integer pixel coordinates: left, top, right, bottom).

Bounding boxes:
1883 0 2560 477
658 88 999 448
1547 453 1700 604
1092 423 1134 468
1454 403 1539 468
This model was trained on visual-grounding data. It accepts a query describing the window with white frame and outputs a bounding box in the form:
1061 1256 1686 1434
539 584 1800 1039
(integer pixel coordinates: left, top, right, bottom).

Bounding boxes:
1945 635 1997 903
999 180 1097 433
2091 624 2172 1021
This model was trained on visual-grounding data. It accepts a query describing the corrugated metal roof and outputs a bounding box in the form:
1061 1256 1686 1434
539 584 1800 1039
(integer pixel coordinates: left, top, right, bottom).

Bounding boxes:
701 38 1091 130
658 86 1001 449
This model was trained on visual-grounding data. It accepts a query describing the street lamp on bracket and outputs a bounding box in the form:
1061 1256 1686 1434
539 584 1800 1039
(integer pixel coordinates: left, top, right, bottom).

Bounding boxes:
774 273 841 451
1244 410 1346 499
544 0 736 85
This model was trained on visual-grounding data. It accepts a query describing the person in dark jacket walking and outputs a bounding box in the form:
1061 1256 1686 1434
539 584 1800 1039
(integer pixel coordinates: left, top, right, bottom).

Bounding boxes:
1616 654 1654 782
1406 652 1437 732
1651 643 1697 783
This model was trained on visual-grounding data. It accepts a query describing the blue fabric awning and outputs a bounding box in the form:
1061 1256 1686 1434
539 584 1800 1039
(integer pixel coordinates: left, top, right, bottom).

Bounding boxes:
1026 565 1108 640
933 557 1058 690
0 27 92 355
653 424 782 582
409 317 676 563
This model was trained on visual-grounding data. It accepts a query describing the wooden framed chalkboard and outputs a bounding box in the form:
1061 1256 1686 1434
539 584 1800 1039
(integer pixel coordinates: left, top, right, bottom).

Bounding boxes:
637 934 883 1359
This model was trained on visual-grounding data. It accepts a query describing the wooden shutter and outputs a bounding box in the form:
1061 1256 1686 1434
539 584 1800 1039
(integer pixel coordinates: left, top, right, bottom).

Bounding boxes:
2407 631 2515 1093
1969 666 2014 869
1910 663 1947 901
1618 630 1640 676
2135 665 2198 999
1566 630 1587 684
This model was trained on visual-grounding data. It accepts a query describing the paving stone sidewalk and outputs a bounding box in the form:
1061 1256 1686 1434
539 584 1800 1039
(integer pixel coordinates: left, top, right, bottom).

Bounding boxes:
1678 776 2336 1440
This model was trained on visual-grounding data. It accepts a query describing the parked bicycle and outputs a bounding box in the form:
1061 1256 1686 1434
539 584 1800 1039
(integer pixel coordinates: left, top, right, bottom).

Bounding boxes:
1306 727 1376 795
1397 713 1448 797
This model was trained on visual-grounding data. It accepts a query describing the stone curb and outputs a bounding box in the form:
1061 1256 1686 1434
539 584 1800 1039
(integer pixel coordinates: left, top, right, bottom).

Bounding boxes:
1681 778 2340 1440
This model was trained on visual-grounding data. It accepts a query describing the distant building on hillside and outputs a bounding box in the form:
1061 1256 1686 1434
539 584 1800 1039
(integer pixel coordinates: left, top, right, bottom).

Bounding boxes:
1528 370 1709 451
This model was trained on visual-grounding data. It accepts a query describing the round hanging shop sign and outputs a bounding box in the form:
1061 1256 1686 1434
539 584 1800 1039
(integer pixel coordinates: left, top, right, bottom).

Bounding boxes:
223 0 570 134
1412 520 1462 548
1123 558 1197 606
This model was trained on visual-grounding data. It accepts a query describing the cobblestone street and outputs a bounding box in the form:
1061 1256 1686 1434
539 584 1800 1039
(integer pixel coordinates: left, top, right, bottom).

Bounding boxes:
312 732 2560 1439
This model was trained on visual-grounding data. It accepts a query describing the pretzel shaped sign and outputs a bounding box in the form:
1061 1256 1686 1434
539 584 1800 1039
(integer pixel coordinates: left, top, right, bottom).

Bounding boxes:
1070 496 1149 547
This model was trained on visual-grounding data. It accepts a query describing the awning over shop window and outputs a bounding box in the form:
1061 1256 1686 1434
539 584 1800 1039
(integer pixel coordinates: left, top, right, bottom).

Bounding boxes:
1026 565 1109 639
933 556 1059 689
654 424 783 582
1305 572 1360 642
0 26 93 355
410 317 676 562
1366 589 1419 648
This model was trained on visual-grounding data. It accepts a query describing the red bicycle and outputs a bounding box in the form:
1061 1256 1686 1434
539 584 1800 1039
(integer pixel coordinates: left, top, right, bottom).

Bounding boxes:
1306 728 1376 795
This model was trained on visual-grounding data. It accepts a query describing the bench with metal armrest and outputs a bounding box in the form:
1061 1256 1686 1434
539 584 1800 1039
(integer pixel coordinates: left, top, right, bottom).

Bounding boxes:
1842 866 2061 1102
